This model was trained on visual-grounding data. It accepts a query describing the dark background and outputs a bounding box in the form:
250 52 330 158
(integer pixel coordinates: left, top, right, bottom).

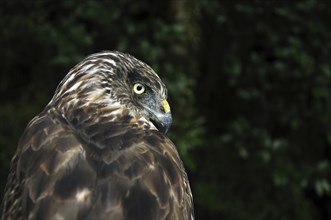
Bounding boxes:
0 0 330 219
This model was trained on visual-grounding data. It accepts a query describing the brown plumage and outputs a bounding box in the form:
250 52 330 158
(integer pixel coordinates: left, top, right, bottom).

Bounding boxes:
1 51 194 220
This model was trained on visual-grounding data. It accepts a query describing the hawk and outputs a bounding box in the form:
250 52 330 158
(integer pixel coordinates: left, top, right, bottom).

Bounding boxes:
1 51 194 220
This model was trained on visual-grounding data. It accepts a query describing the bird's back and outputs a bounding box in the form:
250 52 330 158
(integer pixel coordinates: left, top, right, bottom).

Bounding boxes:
1 107 193 220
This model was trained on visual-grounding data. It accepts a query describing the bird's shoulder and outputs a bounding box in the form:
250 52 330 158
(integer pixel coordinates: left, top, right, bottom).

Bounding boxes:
14 109 91 219
1 109 86 219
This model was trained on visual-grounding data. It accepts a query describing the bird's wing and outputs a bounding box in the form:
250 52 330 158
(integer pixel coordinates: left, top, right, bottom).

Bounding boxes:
71 111 194 220
1 110 91 220
85 130 193 220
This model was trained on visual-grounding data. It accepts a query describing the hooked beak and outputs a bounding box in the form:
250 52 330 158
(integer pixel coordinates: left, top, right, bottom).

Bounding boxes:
147 99 172 133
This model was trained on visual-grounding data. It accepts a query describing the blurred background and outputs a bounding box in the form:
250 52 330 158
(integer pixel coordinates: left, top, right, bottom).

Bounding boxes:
0 0 330 219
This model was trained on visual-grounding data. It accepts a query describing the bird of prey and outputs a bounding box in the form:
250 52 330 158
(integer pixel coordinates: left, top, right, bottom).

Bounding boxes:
1 51 194 220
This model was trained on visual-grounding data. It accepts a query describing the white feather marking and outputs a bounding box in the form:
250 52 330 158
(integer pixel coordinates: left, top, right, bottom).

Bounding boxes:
148 163 155 170
51 147 82 173
65 73 76 84
86 67 100 75
65 81 82 94
75 188 91 202
80 63 94 72
103 58 117 67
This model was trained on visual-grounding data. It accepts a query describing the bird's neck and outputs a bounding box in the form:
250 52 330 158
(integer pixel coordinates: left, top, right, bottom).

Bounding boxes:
53 100 153 139
48 103 154 164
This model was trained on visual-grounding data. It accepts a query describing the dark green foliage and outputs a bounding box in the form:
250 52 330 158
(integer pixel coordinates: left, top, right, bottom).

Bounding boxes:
195 1 331 219
0 0 330 219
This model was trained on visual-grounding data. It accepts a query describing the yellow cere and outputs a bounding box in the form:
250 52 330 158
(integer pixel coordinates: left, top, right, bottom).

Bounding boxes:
161 99 171 113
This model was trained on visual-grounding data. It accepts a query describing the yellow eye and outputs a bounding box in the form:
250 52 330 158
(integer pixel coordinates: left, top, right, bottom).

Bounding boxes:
133 83 145 95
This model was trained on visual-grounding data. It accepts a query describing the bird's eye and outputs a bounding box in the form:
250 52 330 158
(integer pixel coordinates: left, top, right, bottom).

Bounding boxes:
133 83 145 95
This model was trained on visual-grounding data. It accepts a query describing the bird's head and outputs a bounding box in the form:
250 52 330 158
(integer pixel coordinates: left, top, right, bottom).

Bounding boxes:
50 51 172 133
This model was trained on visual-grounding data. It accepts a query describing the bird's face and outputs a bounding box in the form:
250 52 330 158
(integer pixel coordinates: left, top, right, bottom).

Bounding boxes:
52 51 172 133
124 69 172 133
